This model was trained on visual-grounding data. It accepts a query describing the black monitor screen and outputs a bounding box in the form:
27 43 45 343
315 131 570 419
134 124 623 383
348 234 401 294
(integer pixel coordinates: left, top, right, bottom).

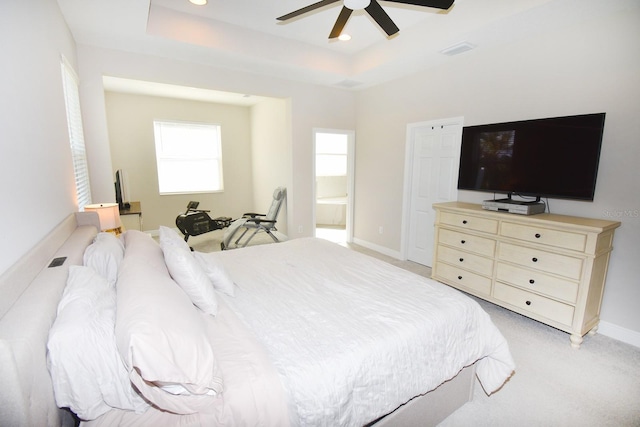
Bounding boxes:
457 113 606 201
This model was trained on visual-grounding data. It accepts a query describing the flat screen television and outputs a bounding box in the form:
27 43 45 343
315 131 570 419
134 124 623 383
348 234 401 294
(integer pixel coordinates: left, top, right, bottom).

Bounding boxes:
457 113 606 201
115 169 130 210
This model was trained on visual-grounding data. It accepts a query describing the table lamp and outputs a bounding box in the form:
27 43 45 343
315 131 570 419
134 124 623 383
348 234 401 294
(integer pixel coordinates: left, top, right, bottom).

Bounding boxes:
84 203 122 235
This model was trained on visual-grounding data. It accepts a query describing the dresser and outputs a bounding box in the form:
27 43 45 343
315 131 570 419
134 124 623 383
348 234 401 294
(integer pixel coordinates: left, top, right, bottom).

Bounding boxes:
432 201 620 348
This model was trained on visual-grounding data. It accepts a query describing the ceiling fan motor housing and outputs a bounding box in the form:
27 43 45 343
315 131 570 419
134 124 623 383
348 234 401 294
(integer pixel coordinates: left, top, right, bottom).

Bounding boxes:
344 0 371 10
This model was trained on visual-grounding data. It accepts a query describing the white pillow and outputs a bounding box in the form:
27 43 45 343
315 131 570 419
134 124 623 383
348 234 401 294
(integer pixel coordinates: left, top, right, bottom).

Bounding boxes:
123 230 169 273
83 232 124 286
117 230 224 414
47 266 148 421
162 244 219 315
159 225 191 252
193 251 236 297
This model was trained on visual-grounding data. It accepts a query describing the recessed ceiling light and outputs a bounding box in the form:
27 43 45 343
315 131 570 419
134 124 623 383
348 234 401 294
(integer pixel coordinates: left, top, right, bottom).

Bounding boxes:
338 34 352 41
189 0 207 5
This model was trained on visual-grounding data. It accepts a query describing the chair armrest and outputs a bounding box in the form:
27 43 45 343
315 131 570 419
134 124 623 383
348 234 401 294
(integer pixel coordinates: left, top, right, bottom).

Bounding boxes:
242 212 265 218
245 218 276 225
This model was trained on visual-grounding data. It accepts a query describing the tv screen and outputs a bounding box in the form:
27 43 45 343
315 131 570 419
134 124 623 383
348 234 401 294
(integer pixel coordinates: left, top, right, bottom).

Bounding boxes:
115 169 130 210
457 113 606 201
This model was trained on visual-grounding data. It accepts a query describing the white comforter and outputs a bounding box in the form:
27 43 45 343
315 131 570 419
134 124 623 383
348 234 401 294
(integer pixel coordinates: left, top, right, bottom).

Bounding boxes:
214 238 515 427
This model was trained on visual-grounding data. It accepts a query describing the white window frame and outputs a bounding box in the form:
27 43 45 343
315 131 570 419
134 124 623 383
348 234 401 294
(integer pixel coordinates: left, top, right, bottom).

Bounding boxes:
315 132 348 177
61 55 92 209
153 120 224 195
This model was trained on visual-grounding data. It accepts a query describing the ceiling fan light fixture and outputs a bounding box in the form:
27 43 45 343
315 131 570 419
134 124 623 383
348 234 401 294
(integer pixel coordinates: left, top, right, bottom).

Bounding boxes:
344 0 371 10
338 33 352 41
189 0 207 5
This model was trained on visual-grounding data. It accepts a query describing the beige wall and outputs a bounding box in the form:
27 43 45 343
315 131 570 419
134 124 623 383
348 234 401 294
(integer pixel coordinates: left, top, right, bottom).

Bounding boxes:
77 45 356 241
250 98 290 235
104 92 255 231
354 5 640 337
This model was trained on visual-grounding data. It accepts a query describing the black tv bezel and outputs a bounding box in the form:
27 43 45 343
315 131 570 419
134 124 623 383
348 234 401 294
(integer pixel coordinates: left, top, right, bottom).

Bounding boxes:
457 113 606 202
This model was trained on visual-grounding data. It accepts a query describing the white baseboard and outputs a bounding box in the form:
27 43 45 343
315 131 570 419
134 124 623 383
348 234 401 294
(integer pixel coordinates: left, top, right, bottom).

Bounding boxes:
598 321 640 349
351 238 403 260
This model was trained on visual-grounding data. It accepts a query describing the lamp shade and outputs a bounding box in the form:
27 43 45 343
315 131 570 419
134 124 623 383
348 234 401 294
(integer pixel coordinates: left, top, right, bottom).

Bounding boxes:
84 203 122 232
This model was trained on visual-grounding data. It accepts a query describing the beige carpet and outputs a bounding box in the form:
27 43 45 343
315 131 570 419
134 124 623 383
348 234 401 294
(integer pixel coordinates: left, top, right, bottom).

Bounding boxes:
190 233 640 426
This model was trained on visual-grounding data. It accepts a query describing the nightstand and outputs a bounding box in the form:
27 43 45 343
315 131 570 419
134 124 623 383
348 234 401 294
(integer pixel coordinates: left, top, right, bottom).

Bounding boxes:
120 201 142 231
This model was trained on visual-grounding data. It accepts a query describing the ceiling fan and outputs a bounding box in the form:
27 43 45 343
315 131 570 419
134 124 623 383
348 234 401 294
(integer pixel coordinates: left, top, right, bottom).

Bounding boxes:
277 0 455 39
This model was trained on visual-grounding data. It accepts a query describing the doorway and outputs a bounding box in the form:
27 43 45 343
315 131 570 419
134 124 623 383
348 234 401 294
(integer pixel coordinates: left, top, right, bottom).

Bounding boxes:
313 129 355 244
402 117 463 266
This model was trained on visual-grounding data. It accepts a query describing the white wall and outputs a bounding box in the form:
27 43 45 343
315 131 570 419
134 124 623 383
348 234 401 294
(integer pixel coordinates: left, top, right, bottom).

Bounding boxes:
354 4 640 338
0 0 79 274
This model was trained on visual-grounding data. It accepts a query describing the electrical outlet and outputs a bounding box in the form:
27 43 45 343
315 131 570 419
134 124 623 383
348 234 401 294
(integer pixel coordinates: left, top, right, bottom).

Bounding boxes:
48 257 67 268
378 226 384 234
298 225 303 233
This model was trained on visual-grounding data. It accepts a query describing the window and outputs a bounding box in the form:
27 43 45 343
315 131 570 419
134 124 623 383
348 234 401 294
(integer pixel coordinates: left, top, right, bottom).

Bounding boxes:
61 56 92 209
315 132 347 176
153 121 224 194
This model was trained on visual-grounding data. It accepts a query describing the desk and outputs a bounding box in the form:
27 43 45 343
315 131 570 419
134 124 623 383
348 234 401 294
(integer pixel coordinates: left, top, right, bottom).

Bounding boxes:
120 201 142 231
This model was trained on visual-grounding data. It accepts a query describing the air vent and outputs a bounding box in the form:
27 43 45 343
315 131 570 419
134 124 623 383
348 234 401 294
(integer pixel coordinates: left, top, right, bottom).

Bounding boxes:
439 41 476 56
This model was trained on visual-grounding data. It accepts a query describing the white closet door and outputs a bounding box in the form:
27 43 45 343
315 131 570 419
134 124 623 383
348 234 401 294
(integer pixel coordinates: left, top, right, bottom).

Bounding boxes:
406 118 463 266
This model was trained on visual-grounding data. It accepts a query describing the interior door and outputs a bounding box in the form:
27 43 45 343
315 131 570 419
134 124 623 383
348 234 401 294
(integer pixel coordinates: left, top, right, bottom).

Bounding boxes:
404 118 463 266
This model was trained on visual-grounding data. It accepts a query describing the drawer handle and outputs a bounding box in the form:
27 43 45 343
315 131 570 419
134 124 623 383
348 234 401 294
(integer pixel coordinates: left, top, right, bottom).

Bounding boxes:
457 275 463 280
529 279 535 284
461 240 466 244
526 300 532 306
462 220 468 224
535 233 541 238
532 257 538 262
459 258 464 262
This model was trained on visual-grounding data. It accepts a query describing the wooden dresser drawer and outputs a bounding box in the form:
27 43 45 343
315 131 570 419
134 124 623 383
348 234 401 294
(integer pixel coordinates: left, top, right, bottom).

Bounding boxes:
437 245 494 276
493 283 574 326
434 263 492 295
500 221 587 252
496 262 579 303
440 211 499 234
498 242 583 280
438 228 496 257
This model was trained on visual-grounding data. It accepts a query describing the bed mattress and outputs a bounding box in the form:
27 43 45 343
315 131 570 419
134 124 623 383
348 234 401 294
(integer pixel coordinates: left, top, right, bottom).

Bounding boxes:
210 238 514 426
85 236 514 427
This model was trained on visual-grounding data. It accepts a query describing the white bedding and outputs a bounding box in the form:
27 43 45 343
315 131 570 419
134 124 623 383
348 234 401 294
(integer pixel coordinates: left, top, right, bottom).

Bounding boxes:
84 297 290 427
208 237 515 427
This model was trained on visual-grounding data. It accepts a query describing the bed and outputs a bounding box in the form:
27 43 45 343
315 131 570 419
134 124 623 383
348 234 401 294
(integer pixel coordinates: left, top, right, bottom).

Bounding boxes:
0 212 515 426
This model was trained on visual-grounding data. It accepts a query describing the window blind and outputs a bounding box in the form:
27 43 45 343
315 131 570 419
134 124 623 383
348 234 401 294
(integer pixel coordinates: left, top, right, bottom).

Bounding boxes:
61 56 92 209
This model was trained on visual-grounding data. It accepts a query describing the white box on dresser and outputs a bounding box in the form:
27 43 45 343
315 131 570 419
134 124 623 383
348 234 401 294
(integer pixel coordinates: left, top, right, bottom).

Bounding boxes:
432 201 621 349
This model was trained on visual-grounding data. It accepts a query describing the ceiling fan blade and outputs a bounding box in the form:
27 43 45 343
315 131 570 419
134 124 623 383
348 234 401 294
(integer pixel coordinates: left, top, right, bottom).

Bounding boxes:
382 0 454 10
277 0 341 21
365 0 399 36
329 7 353 39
